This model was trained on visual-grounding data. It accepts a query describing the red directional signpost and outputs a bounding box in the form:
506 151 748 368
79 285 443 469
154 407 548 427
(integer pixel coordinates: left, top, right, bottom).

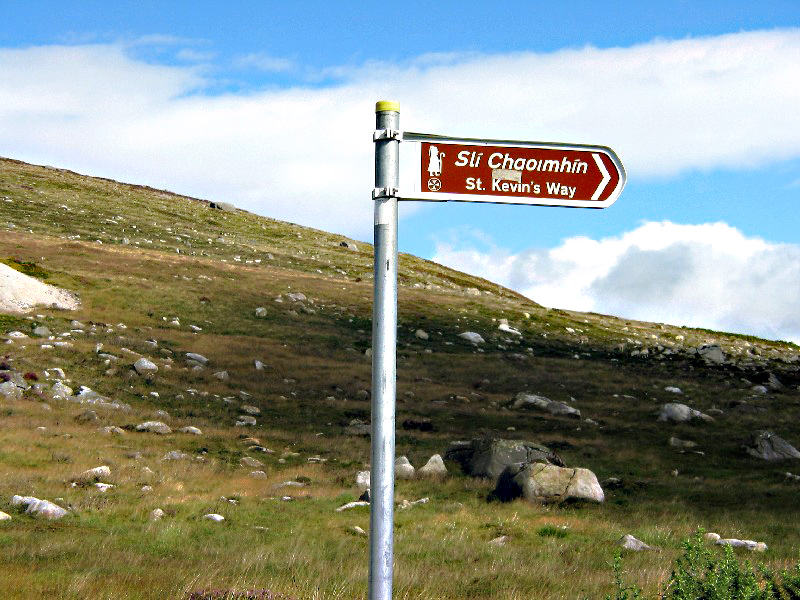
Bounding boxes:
402 133 625 207
369 101 625 600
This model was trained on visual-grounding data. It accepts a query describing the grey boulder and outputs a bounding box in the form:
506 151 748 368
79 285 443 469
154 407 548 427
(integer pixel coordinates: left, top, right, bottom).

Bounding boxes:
658 403 713 424
744 431 800 461
444 438 564 481
494 462 604 504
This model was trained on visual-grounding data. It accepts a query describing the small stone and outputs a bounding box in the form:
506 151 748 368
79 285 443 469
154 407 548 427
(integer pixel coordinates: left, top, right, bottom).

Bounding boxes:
240 457 264 468
350 525 368 537
488 535 510 546
250 471 267 479
255 307 267 317
241 405 260 415
100 426 125 436
72 465 111 484
415 329 429 341
458 331 485 344
94 483 114 493
704 532 721 542
0 510 11 521
162 451 189 461
356 470 370 492
136 421 172 434
213 371 229 381
141 486 153 493
619 534 657 551
335 501 370 512
236 415 257 427
178 426 202 435
185 353 209 365
202 513 224 522
75 410 99 423
150 508 164 521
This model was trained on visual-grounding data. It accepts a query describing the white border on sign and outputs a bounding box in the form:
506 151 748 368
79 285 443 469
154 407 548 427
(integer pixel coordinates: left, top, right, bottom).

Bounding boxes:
399 131 626 209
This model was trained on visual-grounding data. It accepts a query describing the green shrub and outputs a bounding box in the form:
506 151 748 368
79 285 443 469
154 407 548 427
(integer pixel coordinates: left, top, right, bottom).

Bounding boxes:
605 531 800 599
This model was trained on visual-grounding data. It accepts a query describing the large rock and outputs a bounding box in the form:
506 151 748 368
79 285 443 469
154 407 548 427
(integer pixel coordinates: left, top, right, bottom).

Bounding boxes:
133 358 158 376
418 454 448 478
744 431 800 461
395 456 415 480
72 466 111 484
494 462 604 504
0 380 23 402
697 344 726 365
658 402 713 424
11 495 69 519
444 438 564 480
508 393 580 419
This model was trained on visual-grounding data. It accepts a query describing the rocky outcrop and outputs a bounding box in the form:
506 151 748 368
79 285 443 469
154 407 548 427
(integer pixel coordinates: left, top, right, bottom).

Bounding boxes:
444 438 564 480
493 462 604 504
744 431 800 461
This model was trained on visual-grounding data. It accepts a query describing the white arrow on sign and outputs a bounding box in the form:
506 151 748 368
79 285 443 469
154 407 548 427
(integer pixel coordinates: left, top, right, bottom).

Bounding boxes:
591 153 611 200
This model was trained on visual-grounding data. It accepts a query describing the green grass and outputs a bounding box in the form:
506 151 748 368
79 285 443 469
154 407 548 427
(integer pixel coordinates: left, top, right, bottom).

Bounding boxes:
0 156 799 598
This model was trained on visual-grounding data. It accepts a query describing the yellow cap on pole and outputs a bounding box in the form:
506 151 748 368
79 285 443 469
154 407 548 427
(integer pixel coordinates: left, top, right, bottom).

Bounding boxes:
375 100 400 113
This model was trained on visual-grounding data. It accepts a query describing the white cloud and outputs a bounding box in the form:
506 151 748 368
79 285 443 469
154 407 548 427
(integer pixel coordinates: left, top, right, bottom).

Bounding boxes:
0 29 799 240
235 53 296 73
432 221 800 343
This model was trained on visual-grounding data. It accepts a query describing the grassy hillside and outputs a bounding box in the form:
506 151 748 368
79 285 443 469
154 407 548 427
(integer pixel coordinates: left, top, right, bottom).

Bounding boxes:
1 157 799 599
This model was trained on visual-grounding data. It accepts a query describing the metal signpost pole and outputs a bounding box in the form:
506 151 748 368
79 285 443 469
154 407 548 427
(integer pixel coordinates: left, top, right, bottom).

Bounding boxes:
369 100 400 600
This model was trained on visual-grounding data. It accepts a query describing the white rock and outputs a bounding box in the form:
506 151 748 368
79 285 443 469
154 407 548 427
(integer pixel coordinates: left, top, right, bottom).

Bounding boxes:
50 381 73 399
136 421 172 434
250 471 267 479
0 510 11 521
418 454 448 478
73 465 111 484
162 451 189 461
213 370 229 381
13 496 69 520
240 457 264 468
356 470 370 492
178 426 203 435
335 501 370 512
704 532 721 542
150 508 164 521
619 534 656 551
458 331 485 344
255 307 267 317
658 402 713 424
236 416 257 427
133 358 158 376
202 513 225 522
498 321 522 336
664 386 682 394
94 483 114 493
241 405 260 415
414 329 429 340
185 353 209 365
395 457 415 480
254 360 266 370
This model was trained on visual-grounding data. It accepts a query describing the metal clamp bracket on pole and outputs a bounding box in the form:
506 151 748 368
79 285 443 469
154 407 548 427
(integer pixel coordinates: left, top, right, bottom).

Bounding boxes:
373 129 403 142
372 187 400 200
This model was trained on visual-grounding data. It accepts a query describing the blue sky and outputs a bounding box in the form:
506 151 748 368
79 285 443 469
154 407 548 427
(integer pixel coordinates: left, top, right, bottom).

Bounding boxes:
1 1 800 342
